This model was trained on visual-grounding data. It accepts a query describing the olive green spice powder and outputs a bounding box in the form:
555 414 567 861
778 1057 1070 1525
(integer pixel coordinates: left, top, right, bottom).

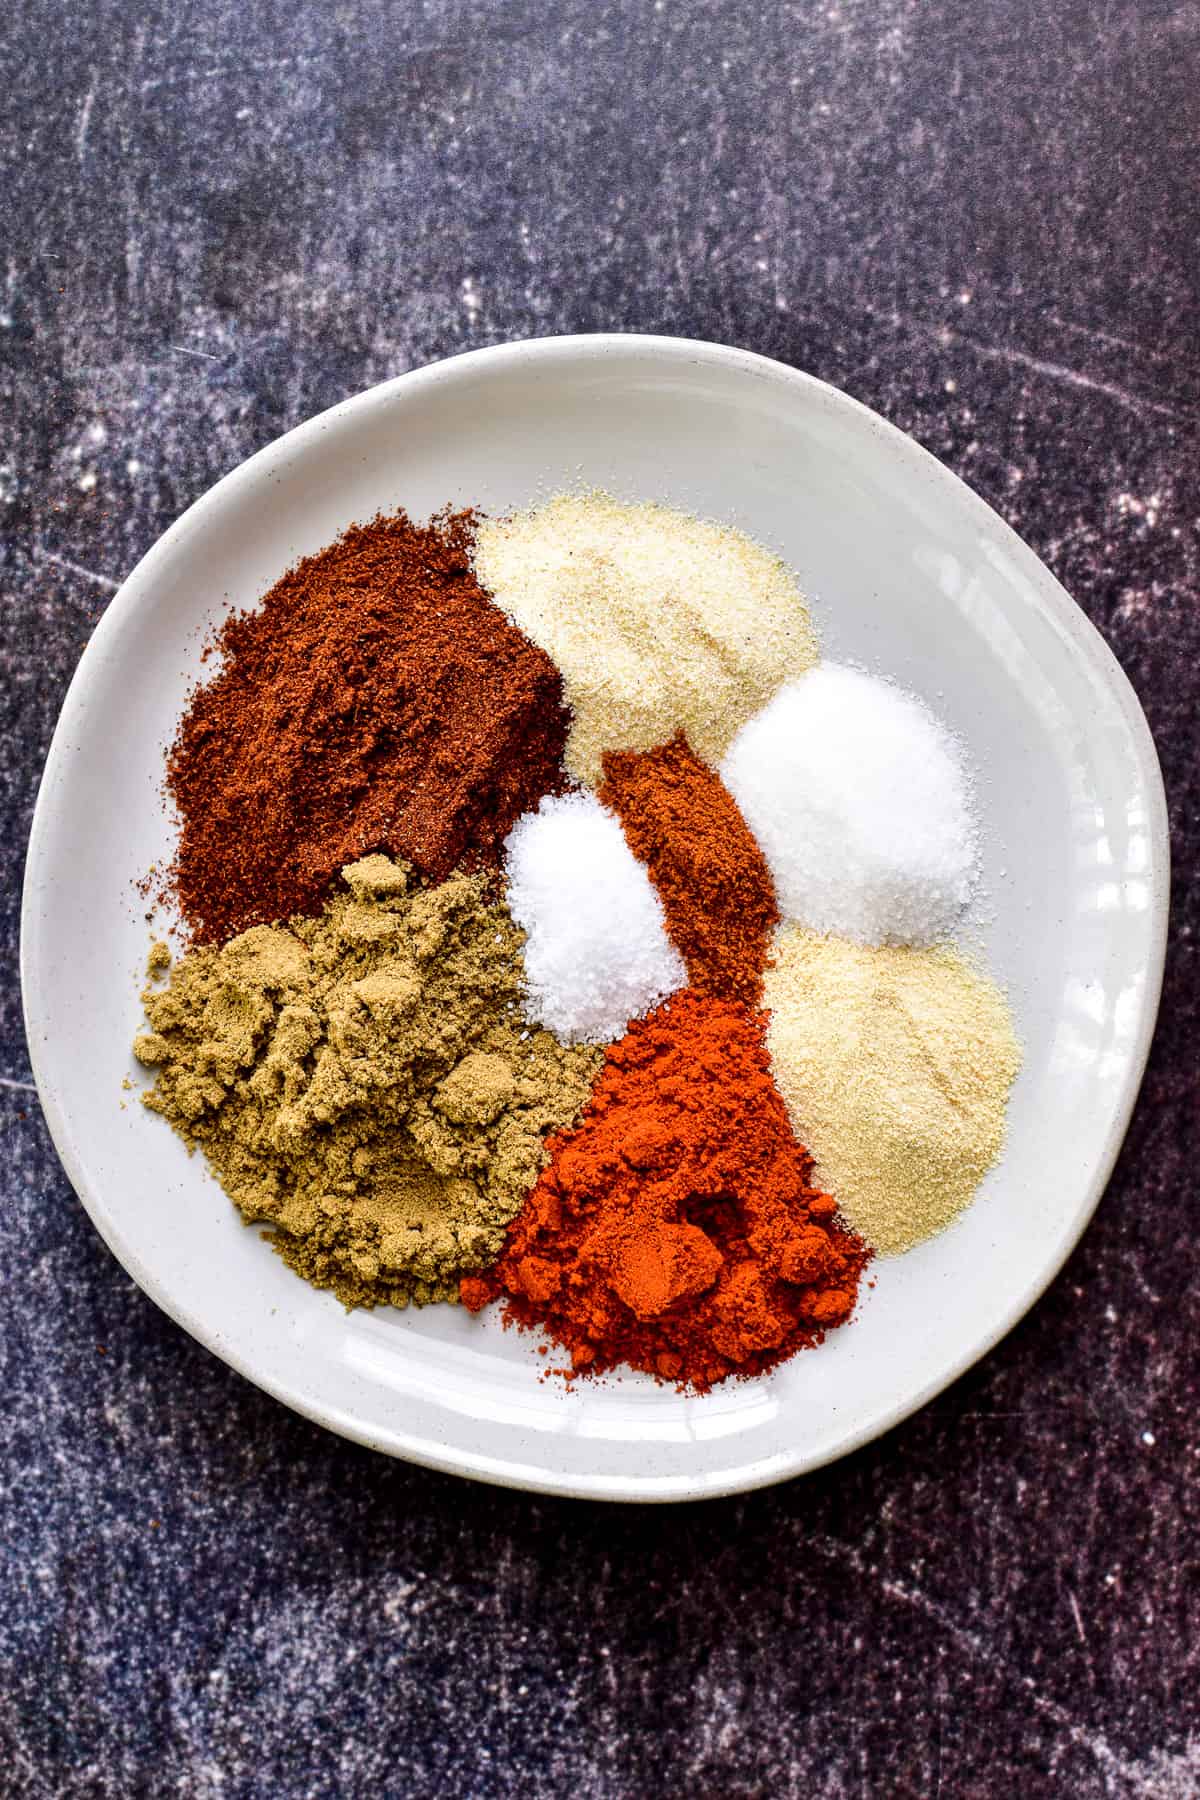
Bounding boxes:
133 855 601 1307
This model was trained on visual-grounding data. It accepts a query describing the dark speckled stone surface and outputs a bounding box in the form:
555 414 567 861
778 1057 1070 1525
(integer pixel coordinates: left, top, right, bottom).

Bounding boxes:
3 2 1198 1794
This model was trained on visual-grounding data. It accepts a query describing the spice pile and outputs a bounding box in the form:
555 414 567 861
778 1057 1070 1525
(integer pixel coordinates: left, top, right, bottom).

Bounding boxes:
134 854 600 1306
473 494 819 784
461 992 868 1387
168 510 568 943
134 492 1021 1393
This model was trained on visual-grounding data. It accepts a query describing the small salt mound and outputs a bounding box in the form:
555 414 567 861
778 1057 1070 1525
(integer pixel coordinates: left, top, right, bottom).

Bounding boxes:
721 664 978 946
504 792 687 1044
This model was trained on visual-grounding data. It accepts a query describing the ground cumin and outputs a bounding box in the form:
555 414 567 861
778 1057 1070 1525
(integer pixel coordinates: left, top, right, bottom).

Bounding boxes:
133 856 601 1307
167 509 569 944
600 733 779 1006
462 990 869 1390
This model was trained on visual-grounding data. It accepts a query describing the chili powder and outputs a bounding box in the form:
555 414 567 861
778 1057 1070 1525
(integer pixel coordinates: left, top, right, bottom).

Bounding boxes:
599 732 779 1006
166 509 569 942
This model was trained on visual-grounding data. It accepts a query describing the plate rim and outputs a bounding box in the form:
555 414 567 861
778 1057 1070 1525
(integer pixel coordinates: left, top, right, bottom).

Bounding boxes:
20 331 1171 1502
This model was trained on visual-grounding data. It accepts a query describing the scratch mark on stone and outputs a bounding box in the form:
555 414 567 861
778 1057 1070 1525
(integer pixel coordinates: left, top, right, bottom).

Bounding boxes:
170 345 220 361
122 30 147 304
807 1533 1161 1792
874 301 1187 422
139 56 297 94
75 77 97 164
38 551 120 592
0 1077 37 1094
1048 313 1171 367
1069 1588 1088 1646
946 331 1185 422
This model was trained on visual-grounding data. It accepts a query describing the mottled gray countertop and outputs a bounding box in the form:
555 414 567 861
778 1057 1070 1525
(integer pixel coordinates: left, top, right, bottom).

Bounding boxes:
2 1 1198 1795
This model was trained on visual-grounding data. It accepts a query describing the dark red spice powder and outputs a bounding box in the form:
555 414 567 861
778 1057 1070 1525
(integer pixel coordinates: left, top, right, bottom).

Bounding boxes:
599 732 779 1006
462 990 869 1392
167 509 569 942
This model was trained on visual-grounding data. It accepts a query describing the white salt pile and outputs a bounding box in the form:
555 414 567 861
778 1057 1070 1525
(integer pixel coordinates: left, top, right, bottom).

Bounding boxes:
721 664 978 946
504 791 686 1044
474 494 818 786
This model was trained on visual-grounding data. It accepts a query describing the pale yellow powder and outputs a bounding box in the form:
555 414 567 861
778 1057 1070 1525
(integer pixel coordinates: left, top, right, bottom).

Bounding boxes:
473 493 819 785
764 925 1021 1255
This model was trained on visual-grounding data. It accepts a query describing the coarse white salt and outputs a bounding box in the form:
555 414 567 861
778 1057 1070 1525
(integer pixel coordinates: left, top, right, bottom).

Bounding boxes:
504 791 686 1044
721 663 978 946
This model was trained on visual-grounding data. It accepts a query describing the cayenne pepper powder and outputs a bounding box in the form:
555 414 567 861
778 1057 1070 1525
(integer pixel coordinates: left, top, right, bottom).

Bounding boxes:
167 509 568 942
461 990 869 1390
599 733 779 1005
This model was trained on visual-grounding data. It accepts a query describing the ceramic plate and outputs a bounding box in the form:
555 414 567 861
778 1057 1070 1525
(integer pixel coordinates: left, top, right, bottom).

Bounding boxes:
21 335 1169 1501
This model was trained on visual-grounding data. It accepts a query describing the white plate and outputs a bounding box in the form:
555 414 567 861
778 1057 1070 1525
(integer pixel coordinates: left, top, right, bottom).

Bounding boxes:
21 335 1169 1502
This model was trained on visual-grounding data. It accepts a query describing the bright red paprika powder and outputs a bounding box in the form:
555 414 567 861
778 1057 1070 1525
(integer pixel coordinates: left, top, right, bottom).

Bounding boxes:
461 990 869 1391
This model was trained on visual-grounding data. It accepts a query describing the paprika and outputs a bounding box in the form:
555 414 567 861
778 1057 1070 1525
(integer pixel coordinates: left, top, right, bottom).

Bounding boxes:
462 990 869 1390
